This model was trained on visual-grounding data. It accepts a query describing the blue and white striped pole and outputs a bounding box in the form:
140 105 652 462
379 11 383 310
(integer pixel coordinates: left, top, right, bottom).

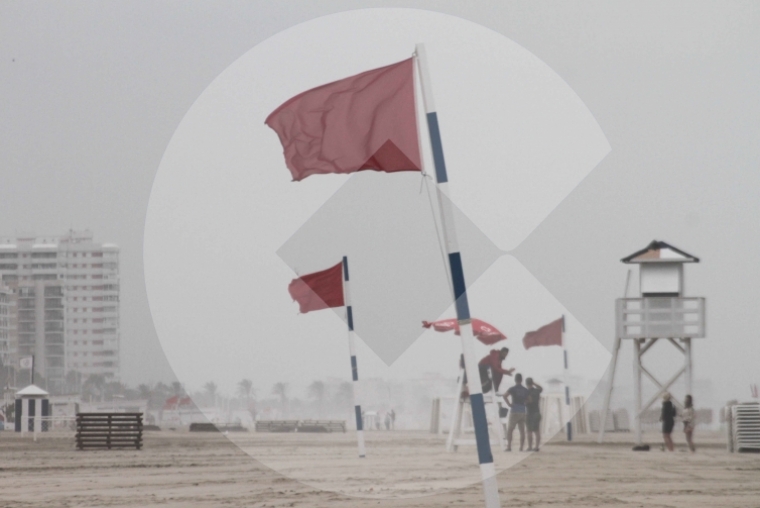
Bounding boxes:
343 255 366 458
562 315 572 441
415 44 501 508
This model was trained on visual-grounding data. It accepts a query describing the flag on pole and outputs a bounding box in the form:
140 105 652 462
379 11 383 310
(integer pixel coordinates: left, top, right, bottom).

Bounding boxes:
422 319 507 345
288 262 345 313
522 317 564 350
265 58 421 181
19 356 33 369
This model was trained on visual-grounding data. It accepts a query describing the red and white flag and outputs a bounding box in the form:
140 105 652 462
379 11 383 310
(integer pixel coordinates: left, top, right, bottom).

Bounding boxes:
266 58 421 181
522 317 564 350
422 318 507 345
288 262 345 313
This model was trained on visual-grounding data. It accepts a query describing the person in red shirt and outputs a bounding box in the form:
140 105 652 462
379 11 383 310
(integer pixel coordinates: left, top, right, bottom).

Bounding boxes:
479 347 514 393
460 347 514 398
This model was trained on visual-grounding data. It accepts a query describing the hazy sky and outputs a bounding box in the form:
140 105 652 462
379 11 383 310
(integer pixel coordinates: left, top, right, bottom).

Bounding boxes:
143 9 611 397
2 2 759 407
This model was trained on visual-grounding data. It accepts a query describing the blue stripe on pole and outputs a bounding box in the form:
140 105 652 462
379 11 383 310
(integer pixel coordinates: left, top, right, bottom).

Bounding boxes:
469 393 493 464
355 405 363 431
351 355 358 381
567 422 573 441
347 305 354 331
448 252 471 321
426 112 448 184
342 256 349 281
564 350 568 369
565 385 570 405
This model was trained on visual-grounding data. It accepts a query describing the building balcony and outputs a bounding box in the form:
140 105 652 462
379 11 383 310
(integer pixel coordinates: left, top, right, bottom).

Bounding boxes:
615 297 706 340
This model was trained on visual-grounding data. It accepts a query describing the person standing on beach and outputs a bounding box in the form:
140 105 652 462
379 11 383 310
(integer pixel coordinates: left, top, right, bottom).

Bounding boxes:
525 378 543 451
660 392 676 451
682 394 696 452
504 373 529 451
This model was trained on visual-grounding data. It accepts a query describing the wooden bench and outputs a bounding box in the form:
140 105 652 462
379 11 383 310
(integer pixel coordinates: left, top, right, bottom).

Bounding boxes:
76 413 143 450
254 420 346 433
189 422 248 432
298 420 346 433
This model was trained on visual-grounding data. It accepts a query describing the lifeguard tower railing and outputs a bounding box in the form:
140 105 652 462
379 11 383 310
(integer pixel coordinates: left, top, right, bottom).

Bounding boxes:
616 297 706 339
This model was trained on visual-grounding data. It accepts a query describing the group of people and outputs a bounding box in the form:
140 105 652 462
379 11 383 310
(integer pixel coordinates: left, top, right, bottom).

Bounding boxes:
361 408 396 431
660 393 696 452
464 347 544 452
464 347 698 453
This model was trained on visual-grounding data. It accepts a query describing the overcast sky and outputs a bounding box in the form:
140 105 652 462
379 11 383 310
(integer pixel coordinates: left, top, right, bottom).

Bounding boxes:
2 2 758 408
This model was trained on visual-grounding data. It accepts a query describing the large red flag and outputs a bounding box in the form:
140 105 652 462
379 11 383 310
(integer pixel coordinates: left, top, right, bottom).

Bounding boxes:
265 58 421 182
288 262 344 313
522 317 564 350
422 318 507 345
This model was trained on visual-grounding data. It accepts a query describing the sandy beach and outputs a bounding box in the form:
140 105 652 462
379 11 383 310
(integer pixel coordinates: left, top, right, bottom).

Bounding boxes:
1 430 758 507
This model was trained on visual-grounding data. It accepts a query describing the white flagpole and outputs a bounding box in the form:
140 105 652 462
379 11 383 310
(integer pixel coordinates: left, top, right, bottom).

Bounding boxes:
562 315 572 441
415 44 501 508
342 256 366 458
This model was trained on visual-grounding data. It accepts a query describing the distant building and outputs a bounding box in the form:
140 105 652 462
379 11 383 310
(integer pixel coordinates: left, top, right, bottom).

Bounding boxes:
0 230 120 391
0 283 13 383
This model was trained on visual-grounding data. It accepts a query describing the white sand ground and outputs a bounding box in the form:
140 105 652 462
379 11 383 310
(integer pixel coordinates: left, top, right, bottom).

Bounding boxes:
0 430 758 507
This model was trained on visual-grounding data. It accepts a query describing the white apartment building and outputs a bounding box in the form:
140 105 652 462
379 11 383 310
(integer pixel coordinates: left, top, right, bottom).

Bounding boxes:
0 230 120 391
0 284 13 379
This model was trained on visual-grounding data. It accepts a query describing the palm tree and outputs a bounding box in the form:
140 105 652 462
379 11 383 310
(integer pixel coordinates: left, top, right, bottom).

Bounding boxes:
272 382 289 414
237 379 255 419
138 384 152 402
307 380 326 417
334 381 352 411
171 381 184 397
204 381 217 407
237 379 254 400
82 374 107 402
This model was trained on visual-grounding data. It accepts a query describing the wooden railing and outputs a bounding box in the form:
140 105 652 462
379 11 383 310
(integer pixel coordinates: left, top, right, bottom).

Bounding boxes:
616 297 706 339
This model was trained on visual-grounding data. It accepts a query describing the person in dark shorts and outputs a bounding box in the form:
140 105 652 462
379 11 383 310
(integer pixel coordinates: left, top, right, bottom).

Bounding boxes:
660 392 676 451
504 373 529 451
525 378 543 451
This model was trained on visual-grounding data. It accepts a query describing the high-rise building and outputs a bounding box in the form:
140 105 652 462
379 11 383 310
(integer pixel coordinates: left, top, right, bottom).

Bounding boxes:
0 230 120 392
0 283 13 385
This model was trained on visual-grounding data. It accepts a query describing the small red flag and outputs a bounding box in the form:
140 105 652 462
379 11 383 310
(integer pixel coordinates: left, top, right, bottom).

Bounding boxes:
522 317 564 350
288 262 345 313
422 318 507 345
266 58 421 181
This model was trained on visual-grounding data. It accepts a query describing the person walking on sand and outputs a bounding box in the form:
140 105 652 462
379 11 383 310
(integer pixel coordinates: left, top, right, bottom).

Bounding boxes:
525 378 543 452
660 392 677 451
504 373 529 451
682 394 696 452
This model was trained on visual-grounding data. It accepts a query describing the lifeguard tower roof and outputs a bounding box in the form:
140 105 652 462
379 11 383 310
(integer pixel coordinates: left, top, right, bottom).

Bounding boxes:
621 240 699 264
15 384 49 398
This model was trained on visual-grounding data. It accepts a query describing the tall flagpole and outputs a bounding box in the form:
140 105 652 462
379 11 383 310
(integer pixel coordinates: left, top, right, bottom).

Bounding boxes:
342 256 366 458
562 315 572 441
415 44 501 508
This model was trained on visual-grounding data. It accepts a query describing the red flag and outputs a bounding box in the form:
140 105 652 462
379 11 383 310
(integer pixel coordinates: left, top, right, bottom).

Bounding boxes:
522 317 564 350
265 58 421 182
422 318 507 345
288 262 345 313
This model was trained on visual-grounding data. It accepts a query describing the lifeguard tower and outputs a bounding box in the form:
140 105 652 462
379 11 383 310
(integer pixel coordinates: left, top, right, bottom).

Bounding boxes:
14 384 50 437
598 240 706 447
